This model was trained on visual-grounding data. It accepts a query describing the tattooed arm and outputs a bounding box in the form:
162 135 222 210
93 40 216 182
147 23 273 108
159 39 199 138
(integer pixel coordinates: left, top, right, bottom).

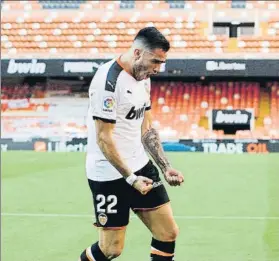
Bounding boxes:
141 111 171 173
141 110 184 186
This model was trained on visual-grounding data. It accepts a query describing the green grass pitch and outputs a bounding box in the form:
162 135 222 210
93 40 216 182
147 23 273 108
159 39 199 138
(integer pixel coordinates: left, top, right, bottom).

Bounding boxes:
2 152 279 261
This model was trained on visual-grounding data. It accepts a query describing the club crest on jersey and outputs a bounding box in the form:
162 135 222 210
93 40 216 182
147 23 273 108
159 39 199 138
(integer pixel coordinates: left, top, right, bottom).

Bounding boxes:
103 97 115 113
98 213 108 226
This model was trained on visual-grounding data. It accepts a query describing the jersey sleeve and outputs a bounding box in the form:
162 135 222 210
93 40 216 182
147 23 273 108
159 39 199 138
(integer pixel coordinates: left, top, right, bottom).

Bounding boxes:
145 79 151 111
89 72 118 124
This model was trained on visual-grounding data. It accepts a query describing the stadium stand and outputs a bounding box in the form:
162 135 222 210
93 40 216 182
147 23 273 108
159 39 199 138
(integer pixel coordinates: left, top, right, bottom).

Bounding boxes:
268 81 279 131
1 1 279 58
1 12 227 57
1 1 279 140
1 81 279 139
150 81 267 139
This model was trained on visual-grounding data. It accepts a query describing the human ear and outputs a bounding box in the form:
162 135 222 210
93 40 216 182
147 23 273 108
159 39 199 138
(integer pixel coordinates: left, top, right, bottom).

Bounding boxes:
134 49 141 60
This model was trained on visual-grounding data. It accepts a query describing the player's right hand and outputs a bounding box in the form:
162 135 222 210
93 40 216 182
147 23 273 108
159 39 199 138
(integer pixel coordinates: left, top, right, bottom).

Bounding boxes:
133 176 153 195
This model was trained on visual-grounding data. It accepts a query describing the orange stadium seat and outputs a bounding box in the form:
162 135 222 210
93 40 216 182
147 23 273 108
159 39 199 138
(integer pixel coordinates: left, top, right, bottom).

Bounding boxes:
1 0 279 139
0 1 232 57
268 82 279 131
246 0 279 10
2 80 278 139
148 81 261 137
1 1 278 57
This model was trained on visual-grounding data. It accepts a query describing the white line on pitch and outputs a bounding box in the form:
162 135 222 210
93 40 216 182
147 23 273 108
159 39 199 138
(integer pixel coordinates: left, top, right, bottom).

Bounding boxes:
1 213 279 220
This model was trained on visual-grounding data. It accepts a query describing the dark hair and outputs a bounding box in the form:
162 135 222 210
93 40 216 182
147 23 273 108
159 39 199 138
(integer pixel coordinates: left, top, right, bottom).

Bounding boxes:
134 27 170 52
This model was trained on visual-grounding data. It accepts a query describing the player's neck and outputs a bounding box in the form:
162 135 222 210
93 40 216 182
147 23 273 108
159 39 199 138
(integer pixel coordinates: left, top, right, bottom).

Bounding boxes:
118 53 133 77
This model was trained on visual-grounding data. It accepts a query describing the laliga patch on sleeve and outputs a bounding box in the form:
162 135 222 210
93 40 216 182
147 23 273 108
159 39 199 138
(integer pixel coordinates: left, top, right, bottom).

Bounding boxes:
103 96 115 113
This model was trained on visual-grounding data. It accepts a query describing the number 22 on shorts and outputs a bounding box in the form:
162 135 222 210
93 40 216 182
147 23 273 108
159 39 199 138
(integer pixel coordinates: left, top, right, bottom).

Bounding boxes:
96 194 118 214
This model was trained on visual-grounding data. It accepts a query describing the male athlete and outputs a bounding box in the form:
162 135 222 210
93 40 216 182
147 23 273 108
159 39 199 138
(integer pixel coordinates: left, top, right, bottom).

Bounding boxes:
80 27 184 261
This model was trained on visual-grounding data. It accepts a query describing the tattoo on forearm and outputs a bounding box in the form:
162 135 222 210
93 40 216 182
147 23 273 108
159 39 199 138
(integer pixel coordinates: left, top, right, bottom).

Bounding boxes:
142 127 171 173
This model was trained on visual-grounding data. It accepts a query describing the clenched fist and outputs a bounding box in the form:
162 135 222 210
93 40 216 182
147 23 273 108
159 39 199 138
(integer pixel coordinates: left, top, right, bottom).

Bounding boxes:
164 168 184 186
133 176 153 195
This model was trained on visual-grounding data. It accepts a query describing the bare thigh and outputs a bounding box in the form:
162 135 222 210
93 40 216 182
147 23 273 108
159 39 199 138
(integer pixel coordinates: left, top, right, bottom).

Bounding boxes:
136 202 179 242
98 227 127 259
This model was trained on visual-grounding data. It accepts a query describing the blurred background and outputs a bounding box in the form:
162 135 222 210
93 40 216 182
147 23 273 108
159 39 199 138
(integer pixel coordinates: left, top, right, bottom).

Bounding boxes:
1 1 279 261
1 0 279 150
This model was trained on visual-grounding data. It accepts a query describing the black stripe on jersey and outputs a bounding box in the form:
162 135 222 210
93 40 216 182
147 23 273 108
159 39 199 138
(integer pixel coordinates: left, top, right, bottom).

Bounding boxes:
93 116 116 124
105 61 123 92
145 106 151 111
80 250 90 261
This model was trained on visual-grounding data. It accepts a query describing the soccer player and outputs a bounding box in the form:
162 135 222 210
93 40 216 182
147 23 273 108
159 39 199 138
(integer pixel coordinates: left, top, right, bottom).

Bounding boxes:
80 27 184 261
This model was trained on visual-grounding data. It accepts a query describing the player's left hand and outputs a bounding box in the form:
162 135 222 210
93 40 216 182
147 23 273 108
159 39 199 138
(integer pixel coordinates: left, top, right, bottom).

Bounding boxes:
164 168 184 186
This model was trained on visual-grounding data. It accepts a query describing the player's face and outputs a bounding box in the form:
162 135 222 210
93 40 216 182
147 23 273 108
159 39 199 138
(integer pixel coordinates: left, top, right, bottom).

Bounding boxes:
132 48 167 81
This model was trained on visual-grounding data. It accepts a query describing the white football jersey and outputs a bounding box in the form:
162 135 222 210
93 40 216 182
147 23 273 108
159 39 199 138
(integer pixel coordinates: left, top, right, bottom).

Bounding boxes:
86 59 151 181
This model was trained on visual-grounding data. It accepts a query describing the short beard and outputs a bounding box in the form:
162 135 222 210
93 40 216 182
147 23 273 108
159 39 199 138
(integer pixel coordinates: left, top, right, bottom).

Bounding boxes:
132 63 147 81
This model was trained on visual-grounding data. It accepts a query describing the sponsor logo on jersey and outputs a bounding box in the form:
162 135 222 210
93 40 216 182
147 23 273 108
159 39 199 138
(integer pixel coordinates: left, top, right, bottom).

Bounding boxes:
125 103 146 120
107 81 115 90
98 213 108 226
103 97 115 113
